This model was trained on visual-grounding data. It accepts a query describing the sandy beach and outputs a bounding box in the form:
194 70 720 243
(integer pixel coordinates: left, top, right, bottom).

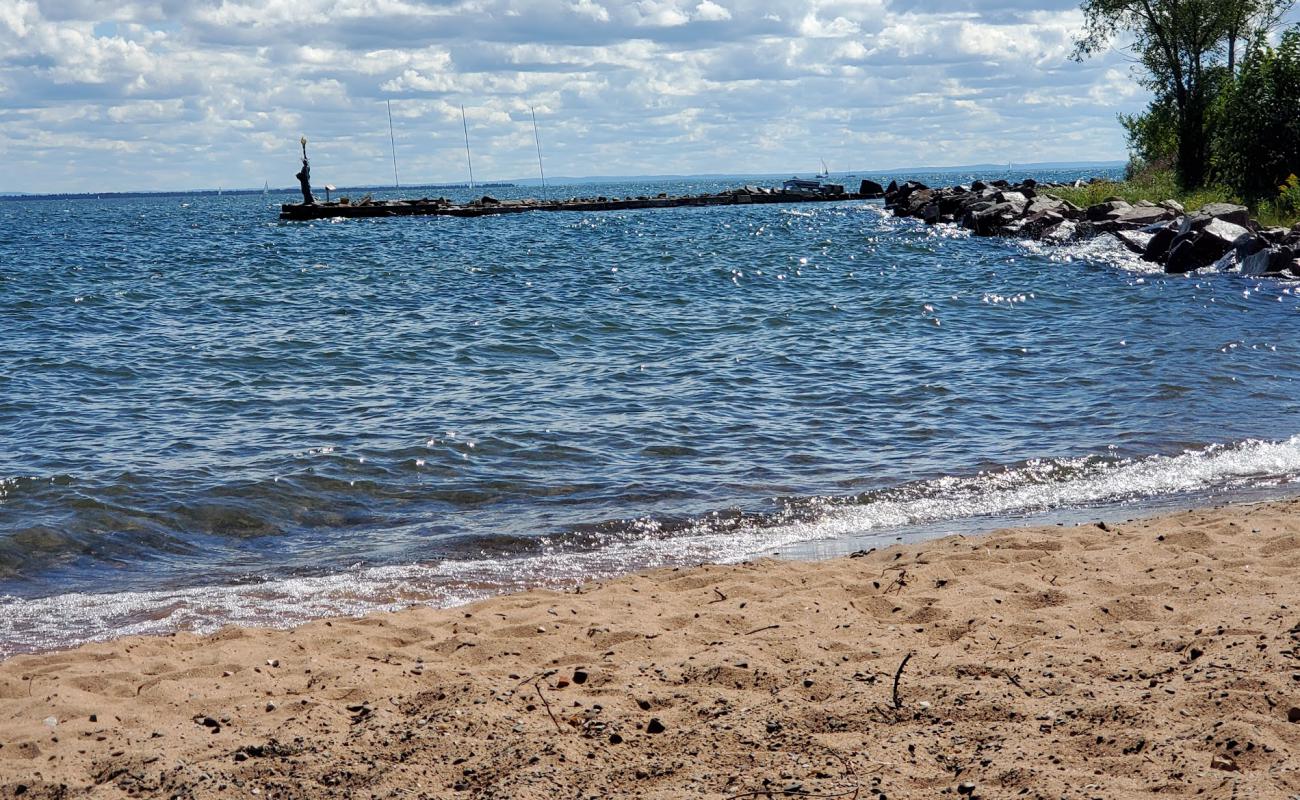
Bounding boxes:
3 499 1300 799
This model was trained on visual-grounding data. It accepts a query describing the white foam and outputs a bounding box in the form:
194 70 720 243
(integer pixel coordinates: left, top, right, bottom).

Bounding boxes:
4 435 1299 656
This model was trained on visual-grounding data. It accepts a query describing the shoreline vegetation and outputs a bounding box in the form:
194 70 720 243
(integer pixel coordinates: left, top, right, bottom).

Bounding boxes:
1045 169 1300 229
2 499 1299 798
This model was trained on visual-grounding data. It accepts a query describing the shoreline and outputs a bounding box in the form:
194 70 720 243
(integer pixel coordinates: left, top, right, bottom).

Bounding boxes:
4 498 1299 798
883 177 1300 276
6 454 1300 661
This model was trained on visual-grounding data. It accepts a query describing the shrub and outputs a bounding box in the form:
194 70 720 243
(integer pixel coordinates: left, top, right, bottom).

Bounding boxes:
1213 28 1300 199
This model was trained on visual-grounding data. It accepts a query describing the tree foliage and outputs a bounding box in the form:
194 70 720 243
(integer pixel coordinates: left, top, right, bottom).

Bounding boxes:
1074 0 1294 189
1213 28 1300 198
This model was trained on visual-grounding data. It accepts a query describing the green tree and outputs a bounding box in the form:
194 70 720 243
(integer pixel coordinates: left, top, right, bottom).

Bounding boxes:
1213 27 1300 198
1074 0 1292 188
1224 0 1292 73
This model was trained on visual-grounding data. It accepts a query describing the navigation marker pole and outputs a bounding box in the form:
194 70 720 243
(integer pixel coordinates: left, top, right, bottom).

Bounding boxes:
461 104 476 191
530 105 546 198
387 99 400 188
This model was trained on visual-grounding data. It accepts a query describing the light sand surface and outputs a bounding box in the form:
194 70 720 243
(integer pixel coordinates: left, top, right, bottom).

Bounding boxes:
3 499 1300 799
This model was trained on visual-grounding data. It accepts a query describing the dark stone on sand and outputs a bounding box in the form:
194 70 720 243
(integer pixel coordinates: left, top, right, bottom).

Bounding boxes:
646 718 665 734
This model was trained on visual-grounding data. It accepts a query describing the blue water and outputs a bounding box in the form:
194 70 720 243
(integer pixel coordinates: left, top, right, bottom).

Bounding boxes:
4 170 1300 653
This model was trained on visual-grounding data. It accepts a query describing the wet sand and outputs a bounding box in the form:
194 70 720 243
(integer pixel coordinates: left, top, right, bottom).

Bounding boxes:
3 499 1300 798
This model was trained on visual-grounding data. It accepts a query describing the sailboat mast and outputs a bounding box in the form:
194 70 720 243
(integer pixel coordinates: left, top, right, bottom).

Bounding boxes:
530 106 546 197
461 104 475 190
387 100 400 188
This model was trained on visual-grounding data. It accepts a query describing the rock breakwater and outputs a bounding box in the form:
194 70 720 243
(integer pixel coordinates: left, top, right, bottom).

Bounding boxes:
884 178 1300 277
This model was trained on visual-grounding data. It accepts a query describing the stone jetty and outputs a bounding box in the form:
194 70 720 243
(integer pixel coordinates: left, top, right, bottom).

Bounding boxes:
279 181 886 221
883 178 1300 277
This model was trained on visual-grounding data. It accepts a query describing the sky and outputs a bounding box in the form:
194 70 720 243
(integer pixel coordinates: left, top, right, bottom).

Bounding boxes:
0 0 1151 192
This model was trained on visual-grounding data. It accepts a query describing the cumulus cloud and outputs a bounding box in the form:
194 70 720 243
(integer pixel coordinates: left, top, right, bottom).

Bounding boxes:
0 0 1143 191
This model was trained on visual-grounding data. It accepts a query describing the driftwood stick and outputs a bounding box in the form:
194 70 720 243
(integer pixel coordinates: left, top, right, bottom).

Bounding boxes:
533 680 564 734
891 652 914 710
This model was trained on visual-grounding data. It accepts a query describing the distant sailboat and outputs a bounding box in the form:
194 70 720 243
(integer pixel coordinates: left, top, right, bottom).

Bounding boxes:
530 105 546 198
262 181 269 197
387 99 400 188
816 158 830 179
461 104 476 190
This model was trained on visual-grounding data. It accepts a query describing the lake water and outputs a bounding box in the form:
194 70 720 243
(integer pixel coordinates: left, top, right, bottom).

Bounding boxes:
4 170 1300 654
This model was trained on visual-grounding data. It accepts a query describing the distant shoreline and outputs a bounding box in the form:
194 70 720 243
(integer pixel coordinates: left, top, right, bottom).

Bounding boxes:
0 162 1124 200
0 182 519 203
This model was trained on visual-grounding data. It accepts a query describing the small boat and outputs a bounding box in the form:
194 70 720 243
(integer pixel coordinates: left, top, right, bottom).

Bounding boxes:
781 177 845 196
816 159 830 179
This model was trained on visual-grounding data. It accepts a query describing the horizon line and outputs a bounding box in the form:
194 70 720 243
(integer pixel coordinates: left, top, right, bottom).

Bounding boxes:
0 160 1127 199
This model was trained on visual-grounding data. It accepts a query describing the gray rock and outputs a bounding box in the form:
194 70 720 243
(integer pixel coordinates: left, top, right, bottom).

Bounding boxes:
1198 202 1250 227
1165 238 1204 273
858 179 885 197
1116 206 1175 226
1041 220 1077 242
1113 230 1154 254
1021 209 1065 237
1086 200 1132 221
966 202 1022 235
1235 233 1267 261
1159 199 1185 214
1241 247 1296 276
1025 196 1066 216
1164 220 1250 273
1211 250 1238 271
1201 217 1251 249
1143 224 1178 262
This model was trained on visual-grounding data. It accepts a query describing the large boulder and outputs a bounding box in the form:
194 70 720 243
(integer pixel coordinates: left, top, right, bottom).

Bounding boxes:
1020 209 1065 238
884 180 929 210
1164 218 1251 273
1025 196 1065 216
899 188 936 217
1115 206 1176 226
966 202 1022 235
1240 246 1296 276
1041 219 1077 242
994 190 1028 207
1198 202 1251 228
1113 230 1153 254
1201 217 1251 249
859 179 885 198
1085 200 1132 221
1235 233 1267 261
1143 223 1178 262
